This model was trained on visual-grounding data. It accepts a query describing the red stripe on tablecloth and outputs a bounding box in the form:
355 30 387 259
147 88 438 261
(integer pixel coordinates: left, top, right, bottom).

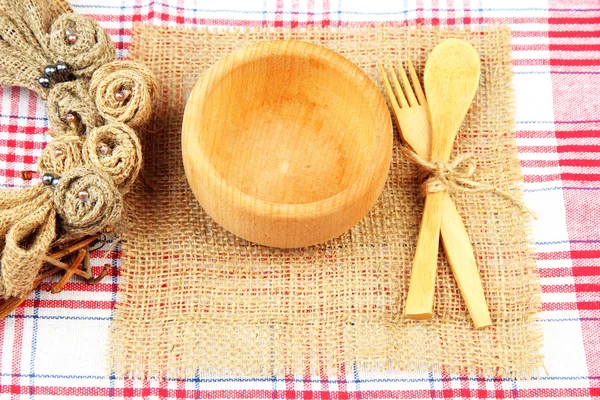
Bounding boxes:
441 368 452 398
513 58 600 66
6 89 30 397
291 0 299 28
338 363 348 398
574 284 600 293
432 0 440 26
550 30 600 37
560 173 600 181
524 174 561 183
462 0 471 26
551 59 600 66
571 250 600 259
573 267 600 276
0 386 598 398
20 299 114 310
176 0 185 25
577 302 600 311
556 130 600 138
543 302 578 311
550 44 600 51
307 0 314 26
537 250 600 260
521 160 600 168
541 284 575 293
322 0 330 27
519 145 600 153
274 0 284 27
549 3 600 394
548 16 600 24
448 0 455 26
542 267 600 278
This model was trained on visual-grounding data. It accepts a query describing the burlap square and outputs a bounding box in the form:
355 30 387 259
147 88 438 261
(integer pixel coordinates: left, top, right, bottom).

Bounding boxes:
108 25 543 378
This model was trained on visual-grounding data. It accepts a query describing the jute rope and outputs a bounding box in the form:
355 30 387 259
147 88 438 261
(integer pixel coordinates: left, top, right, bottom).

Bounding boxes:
54 166 123 239
0 184 55 298
46 81 103 137
0 0 154 299
48 14 116 79
0 0 76 98
82 123 143 193
89 60 158 127
1 191 56 297
401 146 536 217
37 135 85 176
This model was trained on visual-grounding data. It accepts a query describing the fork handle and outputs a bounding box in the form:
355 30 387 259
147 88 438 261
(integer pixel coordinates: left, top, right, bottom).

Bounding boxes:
405 191 444 320
440 194 492 329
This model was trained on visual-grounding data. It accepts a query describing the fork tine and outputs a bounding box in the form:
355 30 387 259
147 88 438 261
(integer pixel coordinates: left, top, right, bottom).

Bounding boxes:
396 60 418 107
387 63 408 108
407 58 426 106
378 63 403 114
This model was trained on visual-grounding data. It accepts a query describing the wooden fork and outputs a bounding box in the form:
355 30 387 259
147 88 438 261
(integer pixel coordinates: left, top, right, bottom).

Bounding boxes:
379 60 491 329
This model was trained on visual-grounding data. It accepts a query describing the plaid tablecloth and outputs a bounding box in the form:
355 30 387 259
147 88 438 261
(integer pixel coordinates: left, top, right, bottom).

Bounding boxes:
0 0 599 399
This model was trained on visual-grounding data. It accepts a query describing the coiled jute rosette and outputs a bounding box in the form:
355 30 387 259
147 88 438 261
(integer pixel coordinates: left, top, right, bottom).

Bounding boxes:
46 80 103 137
89 60 158 127
0 0 157 313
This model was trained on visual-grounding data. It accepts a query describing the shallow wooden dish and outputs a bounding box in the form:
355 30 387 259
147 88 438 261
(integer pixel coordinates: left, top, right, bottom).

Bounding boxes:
182 40 393 248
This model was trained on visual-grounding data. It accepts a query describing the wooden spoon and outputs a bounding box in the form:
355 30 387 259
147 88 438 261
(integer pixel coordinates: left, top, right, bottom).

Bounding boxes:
405 39 482 320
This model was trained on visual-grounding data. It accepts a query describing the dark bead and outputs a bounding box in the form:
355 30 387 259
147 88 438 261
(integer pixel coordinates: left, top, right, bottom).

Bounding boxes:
55 62 69 74
38 75 51 88
51 176 61 187
42 173 54 185
44 65 57 77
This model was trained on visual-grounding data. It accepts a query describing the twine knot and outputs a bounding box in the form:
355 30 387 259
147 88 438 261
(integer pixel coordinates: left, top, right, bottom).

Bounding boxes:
401 146 536 217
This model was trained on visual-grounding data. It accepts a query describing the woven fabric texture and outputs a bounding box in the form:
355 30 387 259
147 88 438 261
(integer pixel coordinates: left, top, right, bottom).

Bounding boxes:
108 25 543 379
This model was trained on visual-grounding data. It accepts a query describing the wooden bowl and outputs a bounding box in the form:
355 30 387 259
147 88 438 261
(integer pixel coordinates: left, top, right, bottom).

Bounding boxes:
182 41 393 248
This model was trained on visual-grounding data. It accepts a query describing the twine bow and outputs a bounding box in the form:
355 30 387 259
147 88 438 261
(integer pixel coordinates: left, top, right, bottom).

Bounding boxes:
0 0 157 299
401 146 536 218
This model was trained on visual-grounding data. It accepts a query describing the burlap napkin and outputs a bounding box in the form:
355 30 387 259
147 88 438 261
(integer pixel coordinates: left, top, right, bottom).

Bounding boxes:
108 25 543 379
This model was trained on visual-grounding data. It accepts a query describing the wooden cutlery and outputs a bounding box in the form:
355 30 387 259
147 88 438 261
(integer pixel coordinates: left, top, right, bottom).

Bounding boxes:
380 39 492 329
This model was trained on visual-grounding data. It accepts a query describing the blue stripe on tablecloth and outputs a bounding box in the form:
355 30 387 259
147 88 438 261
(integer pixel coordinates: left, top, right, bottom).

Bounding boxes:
515 72 600 75
108 236 120 398
1 372 597 382
353 361 362 400
526 187 600 192
4 315 112 321
30 288 41 399
537 240 600 245
428 371 436 398
519 120 600 124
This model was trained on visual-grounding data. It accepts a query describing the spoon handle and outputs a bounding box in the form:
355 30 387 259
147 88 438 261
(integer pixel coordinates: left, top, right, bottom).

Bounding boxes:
405 191 445 319
440 194 492 329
